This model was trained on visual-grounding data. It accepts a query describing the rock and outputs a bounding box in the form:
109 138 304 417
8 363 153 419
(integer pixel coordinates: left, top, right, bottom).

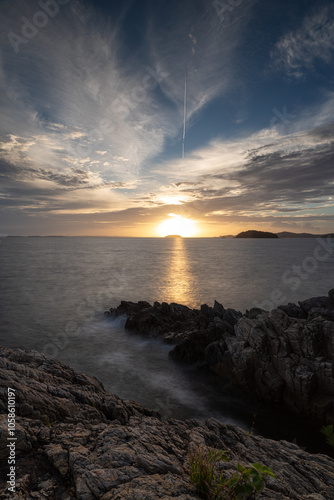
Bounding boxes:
45 444 69 478
106 300 242 362
205 340 228 367
200 303 214 318
168 324 225 362
245 307 269 319
213 300 225 318
308 308 334 321
169 334 209 362
107 301 197 337
329 288 334 306
207 309 334 426
1 346 334 499
223 308 243 333
298 296 331 315
277 303 307 319
106 291 334 428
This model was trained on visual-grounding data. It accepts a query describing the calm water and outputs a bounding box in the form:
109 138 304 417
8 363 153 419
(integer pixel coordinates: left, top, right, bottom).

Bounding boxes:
1 236 333 451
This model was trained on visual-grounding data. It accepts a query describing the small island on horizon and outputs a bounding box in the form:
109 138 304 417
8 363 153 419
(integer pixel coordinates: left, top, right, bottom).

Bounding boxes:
236 230 279 238
219 230 334 239
164 234 183 238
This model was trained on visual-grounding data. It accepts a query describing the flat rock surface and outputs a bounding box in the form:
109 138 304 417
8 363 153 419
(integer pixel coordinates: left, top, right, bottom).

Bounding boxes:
1 346 334 499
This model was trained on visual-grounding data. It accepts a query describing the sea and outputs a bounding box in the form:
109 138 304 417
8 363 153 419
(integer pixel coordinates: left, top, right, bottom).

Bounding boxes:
1 236 333 452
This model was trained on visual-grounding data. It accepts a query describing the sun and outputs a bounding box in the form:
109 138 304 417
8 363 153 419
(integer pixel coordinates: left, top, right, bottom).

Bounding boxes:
157 214 198 237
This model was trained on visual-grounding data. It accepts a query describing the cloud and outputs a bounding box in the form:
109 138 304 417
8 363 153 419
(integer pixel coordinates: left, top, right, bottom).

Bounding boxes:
0 0 254 180
0 0 258 226
0 0 333 235
147 0 258 122
0 1 172 181
271 5 334 78
145 94 334 232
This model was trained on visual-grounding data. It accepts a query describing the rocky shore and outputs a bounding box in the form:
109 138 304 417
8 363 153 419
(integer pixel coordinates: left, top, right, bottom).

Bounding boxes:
1 346 334 499
107 290 334 428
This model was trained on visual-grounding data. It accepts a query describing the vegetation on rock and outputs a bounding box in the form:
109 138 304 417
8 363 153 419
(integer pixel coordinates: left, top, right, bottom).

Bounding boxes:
189 447 276 499
321 425 334 448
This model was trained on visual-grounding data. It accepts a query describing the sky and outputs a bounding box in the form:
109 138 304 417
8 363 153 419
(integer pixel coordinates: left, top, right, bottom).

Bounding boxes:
0 0 334 237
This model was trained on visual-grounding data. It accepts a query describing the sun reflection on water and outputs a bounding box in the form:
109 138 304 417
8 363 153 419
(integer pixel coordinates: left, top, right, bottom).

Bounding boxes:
160 238 200 306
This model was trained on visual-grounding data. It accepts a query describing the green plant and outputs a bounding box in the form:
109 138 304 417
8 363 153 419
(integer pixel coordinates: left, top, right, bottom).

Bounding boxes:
321 425 334 448
224 462 276 499
247 413 257 437
189 447 276 500
189 448 229 498
47 420 58 429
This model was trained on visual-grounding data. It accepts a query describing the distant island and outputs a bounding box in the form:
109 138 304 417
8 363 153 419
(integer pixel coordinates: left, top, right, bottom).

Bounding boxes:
164 234 182 238
278 231 334 238
220 231 334 239
236 230 278 238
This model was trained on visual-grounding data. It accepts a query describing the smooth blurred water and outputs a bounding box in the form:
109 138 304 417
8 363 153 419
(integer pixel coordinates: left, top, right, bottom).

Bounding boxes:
0 236 333 451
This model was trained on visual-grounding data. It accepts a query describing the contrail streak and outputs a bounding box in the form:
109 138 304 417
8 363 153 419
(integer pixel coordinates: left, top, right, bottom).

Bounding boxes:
182 63 187 159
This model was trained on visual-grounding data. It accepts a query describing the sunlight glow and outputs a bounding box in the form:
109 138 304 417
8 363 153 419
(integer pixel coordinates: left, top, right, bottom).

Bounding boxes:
157 214 198 237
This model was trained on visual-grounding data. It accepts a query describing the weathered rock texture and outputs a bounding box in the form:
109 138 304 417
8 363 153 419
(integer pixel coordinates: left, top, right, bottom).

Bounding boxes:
1 346 334 499
107 291 334 427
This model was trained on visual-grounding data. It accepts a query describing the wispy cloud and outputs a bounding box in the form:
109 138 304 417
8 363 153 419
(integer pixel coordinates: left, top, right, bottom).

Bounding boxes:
271 5 334 78
144 95 334 232
0 0 256 224
147 0 258 122
1 1 172 180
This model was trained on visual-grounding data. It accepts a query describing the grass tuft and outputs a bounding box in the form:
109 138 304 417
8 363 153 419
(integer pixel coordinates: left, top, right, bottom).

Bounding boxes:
189 447 276 499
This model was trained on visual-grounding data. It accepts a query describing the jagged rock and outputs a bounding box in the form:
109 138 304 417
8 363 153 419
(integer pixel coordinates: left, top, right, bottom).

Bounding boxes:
107 301 198 336
213 300 225 317
1 347 334 499
298 296 332 315
107 300 242 362
106 290 334 428
308 308 334 321
224 308 243 333
245 307 269 319
207 307 334 426
329 288 334 306
169 333 211 362
277 303 307 319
